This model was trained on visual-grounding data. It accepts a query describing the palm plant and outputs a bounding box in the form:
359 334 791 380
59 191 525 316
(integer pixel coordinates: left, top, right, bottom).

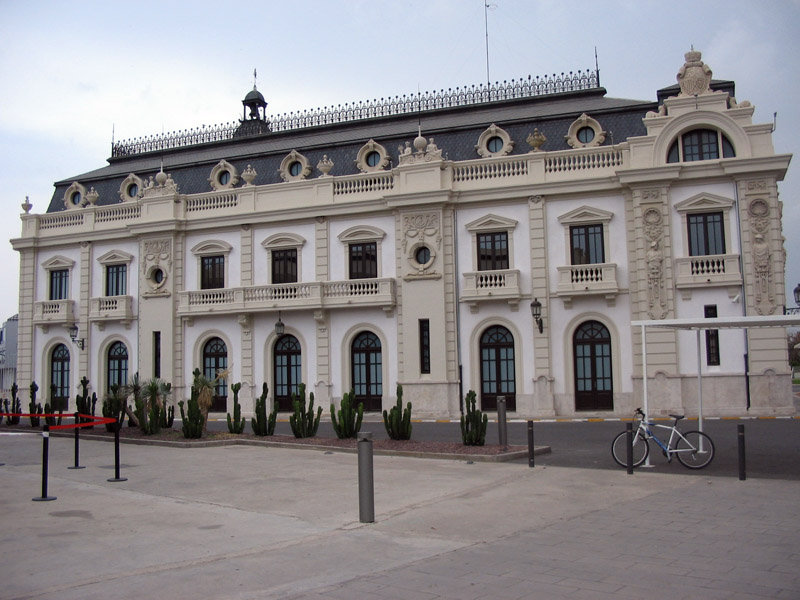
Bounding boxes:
192 367 229 433
124 372 144 428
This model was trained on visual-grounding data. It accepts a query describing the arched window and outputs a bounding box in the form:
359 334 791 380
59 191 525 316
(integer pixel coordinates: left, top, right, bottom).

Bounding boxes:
274 335 301 411
479 326 516 411
107 342 128 392
573 321 613 411
50 344 70 410
351 332 382 411
203 337 228 412
667 129 735 163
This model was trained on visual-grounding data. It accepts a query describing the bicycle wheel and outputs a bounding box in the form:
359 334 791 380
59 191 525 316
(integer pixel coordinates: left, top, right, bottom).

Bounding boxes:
611 430 649 468
675 431 715 469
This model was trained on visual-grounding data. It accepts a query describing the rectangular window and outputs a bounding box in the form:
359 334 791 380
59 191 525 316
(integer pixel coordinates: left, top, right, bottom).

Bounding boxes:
272 249 298 284
200 256 225 289
477 232 509 271
688 212 725 256
105 264 127 296
49 269 69 300
419 319 430 374
570 225 605 265
349 242 377 279
153 331 161 378
704 305 720 366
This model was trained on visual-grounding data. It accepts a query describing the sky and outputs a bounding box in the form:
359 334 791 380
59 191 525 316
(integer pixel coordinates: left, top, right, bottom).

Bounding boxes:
0 0 799 322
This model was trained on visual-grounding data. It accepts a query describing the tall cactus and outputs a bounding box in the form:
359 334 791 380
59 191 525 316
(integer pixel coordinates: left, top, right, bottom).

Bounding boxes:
102 384 126 432
383 384 412 440
6 383 21 425
251 382 276 436
28 381 42 427
45 384 63 426
289 383 321 438
226 382 245 434
75 376 97 428
460 390 487 446
330 391 363 439
179 385 204 439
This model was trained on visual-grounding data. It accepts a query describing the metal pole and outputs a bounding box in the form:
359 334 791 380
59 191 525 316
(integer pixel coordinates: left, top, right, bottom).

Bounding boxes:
696 329 705 453
107 424 127 483
626 422 633 475
33 426 56 501
527 420 534 468
738 424 746 481
641 323 651 467
358 432 374 523
497 396 507 451
68 412 85 470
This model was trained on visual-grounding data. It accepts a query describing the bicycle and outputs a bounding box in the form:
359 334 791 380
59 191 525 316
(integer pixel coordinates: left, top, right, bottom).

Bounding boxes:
611 408 715 469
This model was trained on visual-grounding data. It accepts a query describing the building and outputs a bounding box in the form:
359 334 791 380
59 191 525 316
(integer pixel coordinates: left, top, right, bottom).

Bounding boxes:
12 50 794 418
0 314 18 401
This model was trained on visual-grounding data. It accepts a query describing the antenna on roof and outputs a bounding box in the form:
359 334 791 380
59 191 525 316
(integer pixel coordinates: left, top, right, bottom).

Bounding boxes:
484 2 497 87
253 68 258 90
594 46 600 87
111 123 115 148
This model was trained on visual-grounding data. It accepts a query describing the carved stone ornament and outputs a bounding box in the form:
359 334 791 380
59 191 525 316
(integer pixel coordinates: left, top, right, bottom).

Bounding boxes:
748 198 770 234
643 208 664 242
142 239 172 295
397 131 443 165
279 150 312 182
85 187 99 205
143 171 179 198
402 212 441 252
526 129 547 152
22 196 32 213
646 240 667 319
752 233 775 314
677 48 712 97
747 180 767 192
317 155 334 177
119 173 144 202
241 165 257 186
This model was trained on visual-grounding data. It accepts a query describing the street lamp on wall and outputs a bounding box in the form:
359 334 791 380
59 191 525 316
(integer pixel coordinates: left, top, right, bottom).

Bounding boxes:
787 283 800 315
530 298 544 334
68 324 85 350
275 312 285 338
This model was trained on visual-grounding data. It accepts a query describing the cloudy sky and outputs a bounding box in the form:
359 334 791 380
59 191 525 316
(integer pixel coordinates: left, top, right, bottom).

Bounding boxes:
1 0 798 322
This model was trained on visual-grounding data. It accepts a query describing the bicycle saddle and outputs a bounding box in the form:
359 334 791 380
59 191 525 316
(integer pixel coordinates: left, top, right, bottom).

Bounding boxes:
669 414 685 421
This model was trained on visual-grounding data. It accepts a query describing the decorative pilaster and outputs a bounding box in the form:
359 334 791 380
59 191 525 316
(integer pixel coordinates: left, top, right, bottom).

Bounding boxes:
314 218 331 394
528 195 554 414
79 241 91 379
16 245 36 387
240 224 253 287
442 207 459 383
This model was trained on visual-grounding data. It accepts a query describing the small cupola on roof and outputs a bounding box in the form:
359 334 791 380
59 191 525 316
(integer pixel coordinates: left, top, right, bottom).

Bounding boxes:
234 69 270 138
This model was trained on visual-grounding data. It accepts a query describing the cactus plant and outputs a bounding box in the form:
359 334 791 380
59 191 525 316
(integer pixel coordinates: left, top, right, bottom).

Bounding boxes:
460 390 487 446
102 384 126 432
383 384 412 440
289 383 321 438
75 376 97 428
330 390 363 439
160 403 174 428
44 385 63 427
251 383 276 436
226 382 245 434
178 386 205 439
28 381 42 427
6 383 21 425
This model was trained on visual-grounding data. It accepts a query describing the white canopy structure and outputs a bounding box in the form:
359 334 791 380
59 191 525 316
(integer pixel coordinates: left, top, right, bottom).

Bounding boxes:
631 315 800 431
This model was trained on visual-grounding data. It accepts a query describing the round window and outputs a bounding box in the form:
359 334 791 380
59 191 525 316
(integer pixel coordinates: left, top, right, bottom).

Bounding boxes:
127 183 139 198
152 268 164 284
289 161 302 177
365 151 381 168
577 126 595 144
415 246 431 265
218 171 231 186
486 136 504 153
71 191 82 205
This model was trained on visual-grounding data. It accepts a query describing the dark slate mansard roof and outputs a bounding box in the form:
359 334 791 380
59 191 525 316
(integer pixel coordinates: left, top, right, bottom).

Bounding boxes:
46 79 668 213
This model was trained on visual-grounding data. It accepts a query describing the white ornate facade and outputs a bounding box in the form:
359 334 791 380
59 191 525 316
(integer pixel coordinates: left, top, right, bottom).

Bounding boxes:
12 51 794 418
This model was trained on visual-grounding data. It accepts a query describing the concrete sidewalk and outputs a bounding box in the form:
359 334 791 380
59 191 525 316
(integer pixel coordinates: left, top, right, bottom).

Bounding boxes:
1 432 798 599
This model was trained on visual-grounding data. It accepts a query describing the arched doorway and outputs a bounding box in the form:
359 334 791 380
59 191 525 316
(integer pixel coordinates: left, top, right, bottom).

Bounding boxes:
107 341 128 393
351 331 382 411
274 334 301 411
574 320 613 411
50 343 70 411
203 337 228 412
479 325 516 411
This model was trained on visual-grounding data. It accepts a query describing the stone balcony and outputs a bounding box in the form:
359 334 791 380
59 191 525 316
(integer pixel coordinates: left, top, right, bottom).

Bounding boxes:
33 299 75 329
555 263 619 307
674 254 742 299
176 278 396 316
461 269 521 312
89 296 135 328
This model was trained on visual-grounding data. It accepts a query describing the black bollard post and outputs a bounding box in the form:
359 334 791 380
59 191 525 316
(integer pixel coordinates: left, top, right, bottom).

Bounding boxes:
107 424 127 483
626 422 634 475
497 397 508 451
357 432 374 523
32 426 57 501
527 420 535 468
738 424 746 481
68 412 85 470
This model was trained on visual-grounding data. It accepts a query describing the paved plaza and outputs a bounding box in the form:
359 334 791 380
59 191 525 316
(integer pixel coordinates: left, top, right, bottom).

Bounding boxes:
0 428 798 599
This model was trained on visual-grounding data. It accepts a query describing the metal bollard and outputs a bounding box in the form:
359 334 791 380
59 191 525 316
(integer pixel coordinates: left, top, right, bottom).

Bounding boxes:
626 422 634 475
33 426 56 502
358 431 374 523
68 412 85 470
527 420 535 468
497 396 508 451
738 424 746 481
107 424 127 483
